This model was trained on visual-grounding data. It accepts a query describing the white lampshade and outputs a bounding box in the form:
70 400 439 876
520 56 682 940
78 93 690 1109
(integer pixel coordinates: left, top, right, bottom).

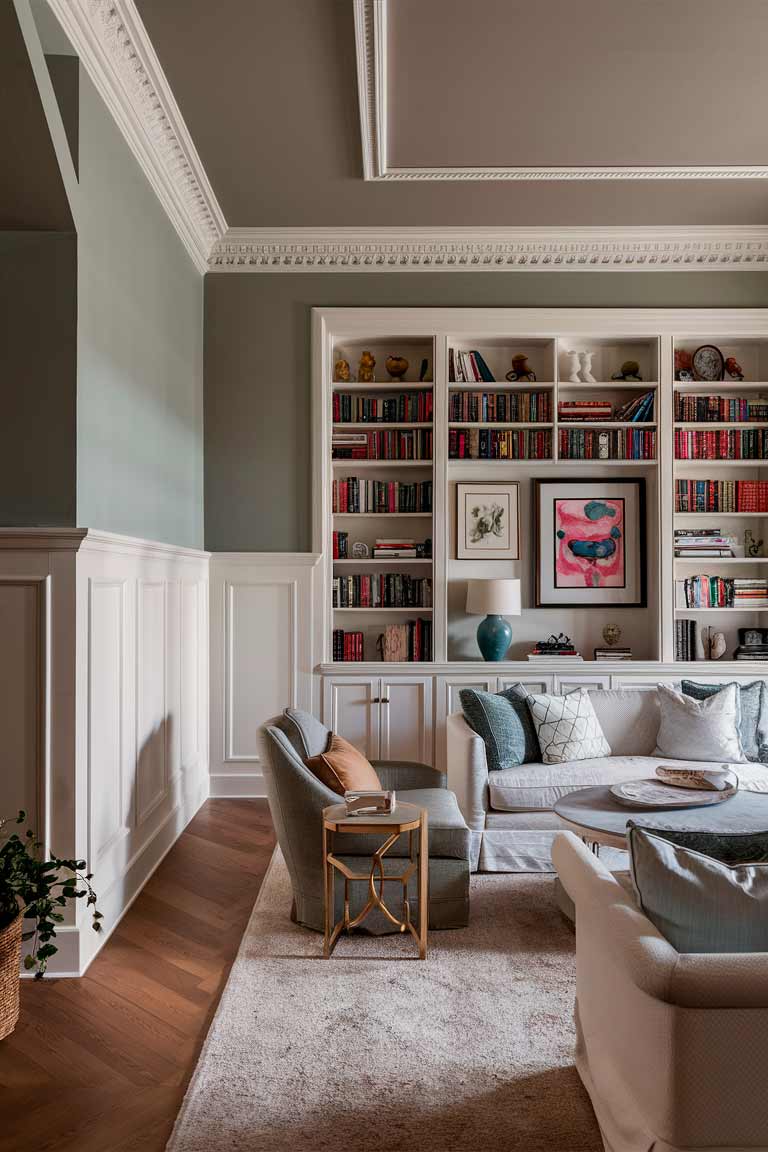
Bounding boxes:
465 578 521 616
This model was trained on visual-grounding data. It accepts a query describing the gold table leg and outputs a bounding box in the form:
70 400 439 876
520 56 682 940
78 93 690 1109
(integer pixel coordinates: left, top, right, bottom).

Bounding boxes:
418 811 428 960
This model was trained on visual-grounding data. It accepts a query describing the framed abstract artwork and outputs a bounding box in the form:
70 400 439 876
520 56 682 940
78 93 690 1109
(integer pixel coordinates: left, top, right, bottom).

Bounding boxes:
533 478 646 607
456 482 520 560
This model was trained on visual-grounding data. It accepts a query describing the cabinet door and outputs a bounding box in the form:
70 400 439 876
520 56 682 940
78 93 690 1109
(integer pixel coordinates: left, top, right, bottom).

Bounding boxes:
323 676 380 761
379 676 434 765
554 673 612 694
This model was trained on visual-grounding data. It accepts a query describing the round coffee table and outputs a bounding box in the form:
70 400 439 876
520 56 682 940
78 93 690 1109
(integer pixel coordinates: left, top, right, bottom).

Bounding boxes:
554 784 768 850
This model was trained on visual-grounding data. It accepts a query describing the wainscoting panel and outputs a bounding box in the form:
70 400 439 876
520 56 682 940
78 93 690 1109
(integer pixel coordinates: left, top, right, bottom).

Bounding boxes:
136 580 167 824
210 554 319 797
88 580 126 861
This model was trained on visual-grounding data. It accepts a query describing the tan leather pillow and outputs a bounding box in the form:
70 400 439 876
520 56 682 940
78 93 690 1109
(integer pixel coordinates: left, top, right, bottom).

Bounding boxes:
305 733 382 794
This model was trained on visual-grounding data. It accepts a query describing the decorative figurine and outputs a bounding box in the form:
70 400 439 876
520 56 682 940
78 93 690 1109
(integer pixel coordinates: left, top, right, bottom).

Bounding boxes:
745 529 764 558
674 348 693 380
611 360 643 381
602 623 622 648
334 358 351 383
419 358 429 382
709 630 727 661
351 541 370 559
505 353 536 382
598 431 610 459
357 350 376 383
579 351 596 384
566 350 581 384
385 354 409 382
726 356 745 381
692 344 725 382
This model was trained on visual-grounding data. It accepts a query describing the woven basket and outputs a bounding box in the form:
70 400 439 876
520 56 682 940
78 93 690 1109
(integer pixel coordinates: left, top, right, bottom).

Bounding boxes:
0 915 22 1040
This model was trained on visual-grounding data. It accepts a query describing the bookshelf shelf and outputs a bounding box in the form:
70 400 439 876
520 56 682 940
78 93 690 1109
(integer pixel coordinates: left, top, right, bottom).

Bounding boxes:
332 422 433 430
674 459 768 468
674 512 768 519
674 607 768 614
558 381 659 390
675 381 768 391
332 459 433 469
332 512 432 518
674 557 768 565
333 382 434 391
448 421 553 430
333 558 432 566
333 607 434 614
559 421 656 429
448 381 555 391
674 422 768 430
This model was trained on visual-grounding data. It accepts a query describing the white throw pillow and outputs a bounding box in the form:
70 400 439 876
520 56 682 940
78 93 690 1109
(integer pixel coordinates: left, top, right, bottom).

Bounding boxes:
654 682 745 763
525 688 611 764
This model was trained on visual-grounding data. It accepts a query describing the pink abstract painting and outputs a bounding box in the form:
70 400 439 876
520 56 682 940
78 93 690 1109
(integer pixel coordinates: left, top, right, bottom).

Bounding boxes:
554 498 625 589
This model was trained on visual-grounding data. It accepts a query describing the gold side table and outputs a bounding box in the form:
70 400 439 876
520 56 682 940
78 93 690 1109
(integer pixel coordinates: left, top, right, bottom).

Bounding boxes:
322 801 428 960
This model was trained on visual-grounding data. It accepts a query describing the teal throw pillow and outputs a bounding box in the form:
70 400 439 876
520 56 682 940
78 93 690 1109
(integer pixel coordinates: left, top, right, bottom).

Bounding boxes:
459 686 540 772
682 679 768 763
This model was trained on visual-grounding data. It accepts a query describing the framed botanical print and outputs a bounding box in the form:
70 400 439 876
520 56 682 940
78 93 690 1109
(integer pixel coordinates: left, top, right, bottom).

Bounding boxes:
456 483 520 560
533 478 646 607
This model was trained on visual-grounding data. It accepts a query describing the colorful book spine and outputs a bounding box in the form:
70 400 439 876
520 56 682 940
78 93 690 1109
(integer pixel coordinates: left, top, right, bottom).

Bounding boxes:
448 429 552 460
558 429 655 460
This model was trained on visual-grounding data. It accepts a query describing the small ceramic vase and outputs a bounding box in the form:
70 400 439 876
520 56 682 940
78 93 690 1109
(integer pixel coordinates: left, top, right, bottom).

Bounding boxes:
567 350 581 383
579 351 596 383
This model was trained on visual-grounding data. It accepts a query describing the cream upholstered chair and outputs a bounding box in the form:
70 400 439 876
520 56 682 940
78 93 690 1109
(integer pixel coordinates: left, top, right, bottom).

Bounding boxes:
553 831 768 1152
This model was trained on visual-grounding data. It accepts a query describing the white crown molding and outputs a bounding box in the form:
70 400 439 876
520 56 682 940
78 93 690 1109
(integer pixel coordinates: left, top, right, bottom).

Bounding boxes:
208 227 768 272
46 0 226 272
354 0 768 182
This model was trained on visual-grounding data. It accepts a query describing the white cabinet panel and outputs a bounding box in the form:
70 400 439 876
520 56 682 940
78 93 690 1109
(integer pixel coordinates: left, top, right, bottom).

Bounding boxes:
442 675 497 720
380 677 433 764
180 581 200 772
324 676 380 761
498 675 554 695
0 581 43 831
555 673 611 693
89 580 125 857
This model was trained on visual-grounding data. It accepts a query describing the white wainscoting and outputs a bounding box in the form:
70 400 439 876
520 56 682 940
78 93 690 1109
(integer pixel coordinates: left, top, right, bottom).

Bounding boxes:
209 554 319 798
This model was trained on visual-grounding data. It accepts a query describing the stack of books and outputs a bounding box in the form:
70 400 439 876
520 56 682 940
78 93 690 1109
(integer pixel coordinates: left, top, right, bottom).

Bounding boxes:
675 576 768 609
332 629 364 661
371 538 431 559
449 349 495 383
733 579 768 609
614 390 656 422
528 640 583 662
674 529 736 558
558 400 612 422
674 619 698 661
674 428 768 460
675 479 768 513
735 641 768 661
594 646 633 661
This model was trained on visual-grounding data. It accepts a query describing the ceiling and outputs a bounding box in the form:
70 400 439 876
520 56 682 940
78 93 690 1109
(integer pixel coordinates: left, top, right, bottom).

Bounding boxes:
133 0 768 228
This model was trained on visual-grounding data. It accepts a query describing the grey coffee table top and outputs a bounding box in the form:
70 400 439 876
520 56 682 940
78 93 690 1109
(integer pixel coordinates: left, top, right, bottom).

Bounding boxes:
554 785 768 848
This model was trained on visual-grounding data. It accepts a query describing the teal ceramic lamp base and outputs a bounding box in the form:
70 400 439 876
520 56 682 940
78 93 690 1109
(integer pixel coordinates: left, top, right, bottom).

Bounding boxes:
476 614 513 662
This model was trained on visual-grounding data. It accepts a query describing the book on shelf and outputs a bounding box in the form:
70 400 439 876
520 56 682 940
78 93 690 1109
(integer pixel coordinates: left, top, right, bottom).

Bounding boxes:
674 619 698 661
333 478 433 515
674 428 768 460
675 575 768 609
333 390 432 424
558 400 613 422
449 348 495 384
378 619 432 662
333 574 433 609
448 428 552 460
674 392 768 423
613 390 656 422
332 530 349 559
332 429 433 461
558 428 655 461
675 479 768 514
371 538 432 559
673 530 736 558
594 647 633 660
449 390 551 423
333 629 364 662
527 654 584 662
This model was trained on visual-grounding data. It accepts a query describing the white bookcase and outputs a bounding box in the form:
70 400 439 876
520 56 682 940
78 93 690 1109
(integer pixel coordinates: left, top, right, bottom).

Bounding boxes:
312 308 768 672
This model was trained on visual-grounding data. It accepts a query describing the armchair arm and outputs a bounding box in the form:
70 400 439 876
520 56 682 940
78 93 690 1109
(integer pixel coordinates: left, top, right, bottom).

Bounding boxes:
372 761 446 791
446 712 488 831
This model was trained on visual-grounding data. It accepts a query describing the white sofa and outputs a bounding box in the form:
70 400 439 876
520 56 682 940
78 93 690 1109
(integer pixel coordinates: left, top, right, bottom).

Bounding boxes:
446 686 768 871
553 831 768 1152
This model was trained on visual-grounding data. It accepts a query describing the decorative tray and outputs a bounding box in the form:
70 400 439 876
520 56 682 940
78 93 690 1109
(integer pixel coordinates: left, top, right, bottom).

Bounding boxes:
610 779 738 809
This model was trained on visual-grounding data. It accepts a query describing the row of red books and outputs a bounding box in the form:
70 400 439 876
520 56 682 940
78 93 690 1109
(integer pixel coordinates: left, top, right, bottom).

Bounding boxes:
332 630 364 661
332 430 433 460
674 429 768 460
675 480 768 513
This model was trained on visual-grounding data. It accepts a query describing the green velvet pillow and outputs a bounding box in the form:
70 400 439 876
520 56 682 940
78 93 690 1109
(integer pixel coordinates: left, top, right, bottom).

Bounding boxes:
681 679 768 763
459 686 540 772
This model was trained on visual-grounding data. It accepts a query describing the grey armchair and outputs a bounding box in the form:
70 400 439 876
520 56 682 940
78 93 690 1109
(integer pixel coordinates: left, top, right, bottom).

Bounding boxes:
264 708 470 933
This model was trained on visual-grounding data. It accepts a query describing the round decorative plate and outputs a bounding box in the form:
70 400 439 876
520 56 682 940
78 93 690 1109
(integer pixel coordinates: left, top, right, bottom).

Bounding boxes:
692 344 725 382
610 778 737 809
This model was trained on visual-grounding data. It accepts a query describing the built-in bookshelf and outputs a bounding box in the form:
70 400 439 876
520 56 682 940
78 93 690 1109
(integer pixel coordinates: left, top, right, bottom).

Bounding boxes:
314 311 768 667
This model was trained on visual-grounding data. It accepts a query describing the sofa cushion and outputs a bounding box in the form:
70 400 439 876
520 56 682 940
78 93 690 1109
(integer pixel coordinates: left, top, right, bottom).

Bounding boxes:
488 755 768 813
525 688 610 764
682 679 768 763
332 787 470 860
458 687 538 771
587 689 660 756
279 707 330 759
655 682 745 763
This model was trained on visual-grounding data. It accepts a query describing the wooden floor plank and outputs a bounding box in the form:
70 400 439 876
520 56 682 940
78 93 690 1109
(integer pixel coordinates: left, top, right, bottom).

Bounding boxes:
0 799 275 1152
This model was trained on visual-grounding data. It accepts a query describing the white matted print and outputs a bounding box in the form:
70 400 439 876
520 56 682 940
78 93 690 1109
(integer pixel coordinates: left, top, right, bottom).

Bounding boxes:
457 483 520 560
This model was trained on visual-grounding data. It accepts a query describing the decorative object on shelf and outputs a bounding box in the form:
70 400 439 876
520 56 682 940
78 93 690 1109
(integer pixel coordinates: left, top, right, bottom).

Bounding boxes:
456 482 520 560
529 633 582 661
692 344 725 382
385 354 409 382
602 623 622 647
466 579 522 662
734 627 768 661
334 358 352 383
674 348 693 380
566 350 581 383
419 358 429 382
725 356 745 381
357 350 376 382
610 360 643 381
505 353 536 382
709 630 727 660
745 528 764 558
350 541 369 559
533 478 646 608
597 431 610 460
579 351 596 384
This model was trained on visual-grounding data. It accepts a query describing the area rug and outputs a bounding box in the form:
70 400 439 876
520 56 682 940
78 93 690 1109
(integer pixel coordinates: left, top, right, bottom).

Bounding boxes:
166 850 601 1152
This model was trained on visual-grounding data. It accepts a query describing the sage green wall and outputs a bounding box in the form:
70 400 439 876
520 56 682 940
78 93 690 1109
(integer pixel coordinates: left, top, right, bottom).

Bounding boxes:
204 271 768 552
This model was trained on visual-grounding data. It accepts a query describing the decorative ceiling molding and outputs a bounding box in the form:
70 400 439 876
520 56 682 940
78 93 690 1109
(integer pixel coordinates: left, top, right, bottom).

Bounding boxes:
46 0 226 272
353 0 768 182
208 227 768 272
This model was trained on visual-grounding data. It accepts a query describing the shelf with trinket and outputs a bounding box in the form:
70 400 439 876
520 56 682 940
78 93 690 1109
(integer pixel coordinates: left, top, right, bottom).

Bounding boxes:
557 336 658 386
447 338 555 386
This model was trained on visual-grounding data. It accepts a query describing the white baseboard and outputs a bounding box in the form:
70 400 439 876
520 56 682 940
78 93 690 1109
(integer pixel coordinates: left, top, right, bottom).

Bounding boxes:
209 772 267 799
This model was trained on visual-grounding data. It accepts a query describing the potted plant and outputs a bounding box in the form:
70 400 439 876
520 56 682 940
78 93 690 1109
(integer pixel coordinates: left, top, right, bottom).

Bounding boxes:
0 811 101 1038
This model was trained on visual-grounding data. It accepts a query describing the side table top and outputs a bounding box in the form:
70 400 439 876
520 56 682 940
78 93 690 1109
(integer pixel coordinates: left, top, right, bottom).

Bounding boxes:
323 801 424 832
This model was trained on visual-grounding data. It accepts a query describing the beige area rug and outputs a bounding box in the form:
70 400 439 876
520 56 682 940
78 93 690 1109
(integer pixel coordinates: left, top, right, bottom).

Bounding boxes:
166 851 601 1152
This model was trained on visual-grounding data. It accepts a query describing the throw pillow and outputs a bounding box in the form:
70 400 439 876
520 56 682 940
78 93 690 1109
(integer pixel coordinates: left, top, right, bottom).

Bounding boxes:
682 679 768 763
524 688 610 765
304 733 382 795
628 824 768 953
654 682 745 763
459 687 538 772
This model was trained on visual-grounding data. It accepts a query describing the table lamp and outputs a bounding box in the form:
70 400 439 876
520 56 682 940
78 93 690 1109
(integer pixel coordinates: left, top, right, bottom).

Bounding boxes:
465 579 522 662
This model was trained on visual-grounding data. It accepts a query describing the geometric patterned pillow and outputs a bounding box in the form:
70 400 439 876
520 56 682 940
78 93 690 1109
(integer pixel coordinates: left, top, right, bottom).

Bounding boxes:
525 688 611 764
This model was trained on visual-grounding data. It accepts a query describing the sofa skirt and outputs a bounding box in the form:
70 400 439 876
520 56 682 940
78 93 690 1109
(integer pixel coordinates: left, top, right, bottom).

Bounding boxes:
478 826 629 873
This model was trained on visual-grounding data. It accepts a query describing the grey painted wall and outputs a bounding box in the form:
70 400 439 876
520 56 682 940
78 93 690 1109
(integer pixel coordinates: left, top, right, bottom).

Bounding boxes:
204 271 768 552
0 231 77 525
76 68 204 548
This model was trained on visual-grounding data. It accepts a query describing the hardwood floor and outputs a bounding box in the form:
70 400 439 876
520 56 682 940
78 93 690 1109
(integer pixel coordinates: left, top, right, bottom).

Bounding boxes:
0 799 276 1152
